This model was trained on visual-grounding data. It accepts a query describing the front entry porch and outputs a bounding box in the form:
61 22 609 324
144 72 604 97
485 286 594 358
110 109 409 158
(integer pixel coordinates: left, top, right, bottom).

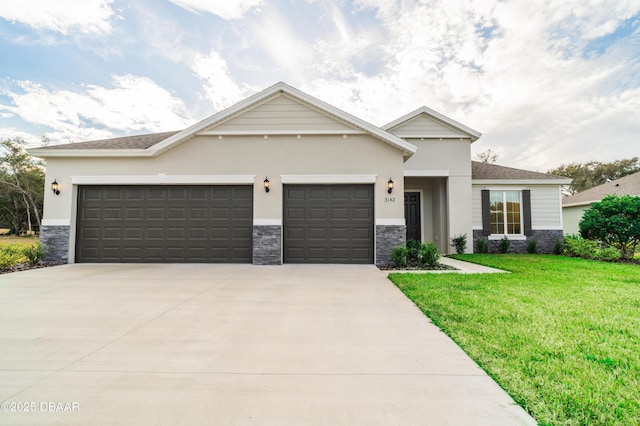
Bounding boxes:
404 177 449 253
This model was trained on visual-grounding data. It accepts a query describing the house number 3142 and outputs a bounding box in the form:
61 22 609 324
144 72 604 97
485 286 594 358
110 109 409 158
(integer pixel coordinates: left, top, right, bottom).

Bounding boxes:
384 197 396 203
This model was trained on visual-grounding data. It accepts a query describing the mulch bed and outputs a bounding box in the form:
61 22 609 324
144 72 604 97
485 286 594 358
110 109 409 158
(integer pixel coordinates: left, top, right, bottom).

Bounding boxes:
378 263 457 271
0 262 63 275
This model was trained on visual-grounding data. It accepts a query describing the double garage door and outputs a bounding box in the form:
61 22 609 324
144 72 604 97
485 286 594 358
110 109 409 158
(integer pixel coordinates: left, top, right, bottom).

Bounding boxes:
76 184 374 264
76 185 253 263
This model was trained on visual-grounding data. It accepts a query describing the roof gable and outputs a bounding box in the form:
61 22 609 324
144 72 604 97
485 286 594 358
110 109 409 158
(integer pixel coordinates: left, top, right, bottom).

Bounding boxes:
563 171 640 207
383 106 481 141
30 82 417 158
208 93 356 133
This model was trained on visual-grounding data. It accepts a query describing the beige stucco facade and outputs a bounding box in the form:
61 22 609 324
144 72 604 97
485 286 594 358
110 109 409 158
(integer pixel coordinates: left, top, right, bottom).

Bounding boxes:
31 82 567 264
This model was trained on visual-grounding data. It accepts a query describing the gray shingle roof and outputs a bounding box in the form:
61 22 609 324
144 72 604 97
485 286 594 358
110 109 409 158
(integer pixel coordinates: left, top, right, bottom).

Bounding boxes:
472 161 566 181
563 171 640 206
42 131 179 150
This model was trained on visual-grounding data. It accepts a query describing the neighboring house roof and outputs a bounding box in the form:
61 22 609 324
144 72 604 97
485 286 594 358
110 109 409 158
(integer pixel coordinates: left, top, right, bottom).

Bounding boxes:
562 171 640 207
382 106 482 142
29 82 417 158
471 161 571 185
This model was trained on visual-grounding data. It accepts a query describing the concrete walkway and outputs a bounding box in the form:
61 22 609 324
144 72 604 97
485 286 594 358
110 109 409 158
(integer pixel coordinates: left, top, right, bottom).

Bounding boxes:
382 257 507 274
0 264 533 425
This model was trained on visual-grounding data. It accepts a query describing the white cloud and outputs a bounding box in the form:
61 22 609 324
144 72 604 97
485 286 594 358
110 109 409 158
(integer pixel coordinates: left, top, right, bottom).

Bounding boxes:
0 128 41 146
0 75 195 145
0 0 115 34
191 50 250 111
169 0 262 20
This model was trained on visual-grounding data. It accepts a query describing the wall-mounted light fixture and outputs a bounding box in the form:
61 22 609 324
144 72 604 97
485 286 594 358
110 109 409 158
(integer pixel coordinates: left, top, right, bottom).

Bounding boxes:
51 179 60 195
387 178 394 194
263 178 270 193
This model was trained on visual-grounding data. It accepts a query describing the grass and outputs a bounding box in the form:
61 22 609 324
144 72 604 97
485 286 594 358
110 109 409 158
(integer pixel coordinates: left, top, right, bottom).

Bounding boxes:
390 254 640 425
0 234 39 244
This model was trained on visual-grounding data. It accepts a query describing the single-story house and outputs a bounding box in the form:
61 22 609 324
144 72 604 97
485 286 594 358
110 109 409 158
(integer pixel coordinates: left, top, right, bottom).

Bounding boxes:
563 171 640 235
29 82 570 265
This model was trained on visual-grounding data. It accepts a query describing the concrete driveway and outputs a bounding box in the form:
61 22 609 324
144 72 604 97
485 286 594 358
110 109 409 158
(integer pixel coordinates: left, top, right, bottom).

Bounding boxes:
0 264 534 425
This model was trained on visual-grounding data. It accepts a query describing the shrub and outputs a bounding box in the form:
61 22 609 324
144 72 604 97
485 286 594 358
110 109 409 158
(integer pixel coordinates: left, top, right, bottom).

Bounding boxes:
390 245 408 268
418 241 441 267
450 233 467 254
498 236 511 254
526 239 538 254
22 242 45 266
0 252 25 269
579 194 640 259
563 235 599 259
406 239 421 263
553 238 564 255
475 238 489 253
596 246 621 262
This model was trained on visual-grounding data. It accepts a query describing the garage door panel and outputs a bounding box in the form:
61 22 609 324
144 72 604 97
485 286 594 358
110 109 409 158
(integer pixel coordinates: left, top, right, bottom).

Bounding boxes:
284 184 373 264
76 185 253 263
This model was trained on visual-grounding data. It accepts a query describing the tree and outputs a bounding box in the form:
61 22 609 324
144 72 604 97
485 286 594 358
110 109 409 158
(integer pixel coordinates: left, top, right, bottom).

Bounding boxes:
474 148 498 164
579 195 640 259
0 139 45 234
548 158 640 195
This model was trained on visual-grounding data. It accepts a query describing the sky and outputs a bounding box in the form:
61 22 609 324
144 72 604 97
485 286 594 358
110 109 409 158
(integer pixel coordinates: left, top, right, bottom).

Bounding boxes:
1 0 639 172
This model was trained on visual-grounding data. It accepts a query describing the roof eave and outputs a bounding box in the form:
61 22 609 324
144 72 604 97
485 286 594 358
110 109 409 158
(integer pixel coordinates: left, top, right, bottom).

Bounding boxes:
473 178 572 185
27 148 152 158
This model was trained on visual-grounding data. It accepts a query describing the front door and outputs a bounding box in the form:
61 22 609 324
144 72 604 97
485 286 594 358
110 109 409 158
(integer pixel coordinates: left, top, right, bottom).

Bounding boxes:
404 192 421 241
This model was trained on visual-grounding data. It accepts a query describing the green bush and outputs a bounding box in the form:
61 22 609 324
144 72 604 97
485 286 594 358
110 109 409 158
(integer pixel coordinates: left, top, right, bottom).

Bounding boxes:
0 252 25 269
596 246 622 262
450 233 467 254
564 235 599 259
498 236 511 254
553 238 564 255
418 241 441 267
406 239 421 263
390 245 408 268
526 239 538 254
579 194 640 259
475 238 489 253
22 242 45 266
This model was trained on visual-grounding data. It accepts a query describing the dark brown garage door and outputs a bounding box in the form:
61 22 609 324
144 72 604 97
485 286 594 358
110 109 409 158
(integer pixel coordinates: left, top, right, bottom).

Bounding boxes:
76 185 253 263
283 184 374 263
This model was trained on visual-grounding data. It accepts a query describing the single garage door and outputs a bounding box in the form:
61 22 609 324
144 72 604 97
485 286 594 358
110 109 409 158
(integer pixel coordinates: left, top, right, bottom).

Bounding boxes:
76 185 253 263
283 184 374 263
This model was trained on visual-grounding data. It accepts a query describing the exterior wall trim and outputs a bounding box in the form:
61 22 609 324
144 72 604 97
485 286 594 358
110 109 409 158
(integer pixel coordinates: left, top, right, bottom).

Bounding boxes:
42 219 71 226
281 174 376 184
375 218 406 226
197 130 366 136
404 169 449 177
253 219 282 226
71 175 256 185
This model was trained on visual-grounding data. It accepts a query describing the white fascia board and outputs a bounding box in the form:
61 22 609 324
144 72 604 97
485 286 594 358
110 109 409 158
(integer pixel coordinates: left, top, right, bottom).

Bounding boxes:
382 106 482 141
396 134 473 140
71 175 256 185
404 170 450 177
197 130 366 136
281 174 377 184
473 179 572 185
375 219 405 226
562 201 595 208
28 148 151 158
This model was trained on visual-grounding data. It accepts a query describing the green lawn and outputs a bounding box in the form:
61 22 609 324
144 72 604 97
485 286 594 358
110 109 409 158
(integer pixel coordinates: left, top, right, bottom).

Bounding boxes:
390 255 640 425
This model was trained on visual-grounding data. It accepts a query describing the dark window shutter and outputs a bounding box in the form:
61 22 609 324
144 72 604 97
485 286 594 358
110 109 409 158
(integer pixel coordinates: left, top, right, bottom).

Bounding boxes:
522 189 532 236
481 190 491 236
